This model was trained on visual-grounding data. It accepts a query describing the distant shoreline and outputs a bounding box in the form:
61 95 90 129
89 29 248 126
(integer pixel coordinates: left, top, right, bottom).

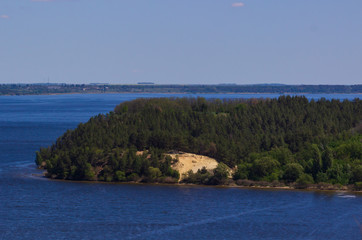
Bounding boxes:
2 91 361 97
1 83 361 96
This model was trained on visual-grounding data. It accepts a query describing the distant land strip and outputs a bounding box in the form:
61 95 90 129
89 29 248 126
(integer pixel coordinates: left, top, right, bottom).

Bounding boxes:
0 84 361 95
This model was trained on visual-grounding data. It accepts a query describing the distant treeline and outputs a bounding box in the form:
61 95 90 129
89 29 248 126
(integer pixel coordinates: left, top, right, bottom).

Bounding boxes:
36 96 362 189
1 83 361 95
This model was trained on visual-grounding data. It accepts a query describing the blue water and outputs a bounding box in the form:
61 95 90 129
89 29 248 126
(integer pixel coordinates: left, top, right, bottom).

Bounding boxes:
0 93 361 240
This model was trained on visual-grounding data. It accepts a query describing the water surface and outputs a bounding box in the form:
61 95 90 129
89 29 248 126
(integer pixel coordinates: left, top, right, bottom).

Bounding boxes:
0 93 361 240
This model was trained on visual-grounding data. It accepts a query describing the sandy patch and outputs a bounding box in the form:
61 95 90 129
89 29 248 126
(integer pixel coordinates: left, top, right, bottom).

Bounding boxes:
168 152 219 180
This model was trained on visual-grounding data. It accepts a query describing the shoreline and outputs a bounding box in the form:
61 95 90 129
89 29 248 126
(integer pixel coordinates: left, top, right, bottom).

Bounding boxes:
2 92 362 97
32 173 362 195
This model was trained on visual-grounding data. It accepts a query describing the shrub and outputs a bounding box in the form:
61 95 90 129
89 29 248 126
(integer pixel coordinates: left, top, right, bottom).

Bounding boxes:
115 171 126 181
182 169 212 185
212 163 230 182
233 163 250 180
127 173 140 182
316 172 328 183
283 163 303 183
352 165 362 183
249 157 280 181
147 167 162 181
354 182 362 191
295 174 314 189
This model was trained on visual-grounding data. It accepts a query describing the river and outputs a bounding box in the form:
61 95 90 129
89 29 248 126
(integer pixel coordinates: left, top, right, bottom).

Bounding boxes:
0 93 361 240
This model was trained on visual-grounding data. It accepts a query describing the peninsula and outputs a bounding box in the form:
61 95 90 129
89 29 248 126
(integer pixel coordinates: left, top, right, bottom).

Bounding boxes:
36 96 362 190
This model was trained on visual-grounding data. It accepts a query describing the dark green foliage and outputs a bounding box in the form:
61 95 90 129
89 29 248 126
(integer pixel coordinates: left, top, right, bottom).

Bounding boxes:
283 163 304 183
295 174 314 189
249 157 280 181
115 171 126 181
182 168 213 185
146 167 162 182
36 96 362 185
352 165 362 182
354 182 362 191
322 147 333 171
126 173 140 182
309 144 323 179
233 163 250 180
209 163 230 185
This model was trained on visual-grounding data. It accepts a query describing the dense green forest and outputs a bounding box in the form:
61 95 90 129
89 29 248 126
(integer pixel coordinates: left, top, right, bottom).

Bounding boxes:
36 96 362 189
1 83 362 95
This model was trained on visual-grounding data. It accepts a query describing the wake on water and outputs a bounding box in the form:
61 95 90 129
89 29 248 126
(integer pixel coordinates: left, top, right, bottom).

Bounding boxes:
127 202 308 239
336 192 357 199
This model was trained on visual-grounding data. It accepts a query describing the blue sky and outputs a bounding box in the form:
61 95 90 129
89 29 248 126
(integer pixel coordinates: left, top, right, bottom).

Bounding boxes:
0 0 361 85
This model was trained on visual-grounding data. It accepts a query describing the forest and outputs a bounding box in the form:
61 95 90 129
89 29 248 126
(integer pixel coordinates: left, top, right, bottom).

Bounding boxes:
36 96 362 189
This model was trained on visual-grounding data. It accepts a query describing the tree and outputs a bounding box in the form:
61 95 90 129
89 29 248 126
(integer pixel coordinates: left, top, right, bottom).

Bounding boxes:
233 163 250 180
36 97 362 185
147 167 162 181
250 157 280 181
295 174 314 189
270 147 293 165
115 171 126 181
84 163 96 181
211 162 230 184
352 165 362 183
283 163 303 183
310 144 322 179
322 147 333 171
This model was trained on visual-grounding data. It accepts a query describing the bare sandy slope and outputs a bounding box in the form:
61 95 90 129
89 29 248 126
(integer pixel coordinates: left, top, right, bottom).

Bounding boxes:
168 152 219 180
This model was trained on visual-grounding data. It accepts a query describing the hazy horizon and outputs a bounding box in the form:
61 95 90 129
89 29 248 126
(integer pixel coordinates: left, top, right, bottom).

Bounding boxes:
1 1 361 85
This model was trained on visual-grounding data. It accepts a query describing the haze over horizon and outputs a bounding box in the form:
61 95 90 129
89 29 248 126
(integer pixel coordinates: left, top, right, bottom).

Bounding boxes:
1 0 361 85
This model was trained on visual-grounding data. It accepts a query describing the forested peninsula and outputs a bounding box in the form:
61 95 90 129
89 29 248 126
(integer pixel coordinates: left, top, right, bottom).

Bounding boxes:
36 96 362 190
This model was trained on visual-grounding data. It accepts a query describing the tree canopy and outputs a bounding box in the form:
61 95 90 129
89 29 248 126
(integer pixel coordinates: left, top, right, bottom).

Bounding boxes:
36 96 362 187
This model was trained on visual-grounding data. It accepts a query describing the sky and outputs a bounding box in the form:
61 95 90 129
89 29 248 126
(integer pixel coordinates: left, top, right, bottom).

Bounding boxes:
0 0 361 85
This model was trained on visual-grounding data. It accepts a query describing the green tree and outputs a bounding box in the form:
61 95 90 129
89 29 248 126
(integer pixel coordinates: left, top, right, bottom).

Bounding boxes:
351 165 362 183
115 171 126 181
295 173 314 189
211 162 230 184
310 144 322 179
35 97 362 185
84 163 96 181
283 163 303 183
233 163 250 180
147 167 162 181
250 156 280 181
322 147 333 171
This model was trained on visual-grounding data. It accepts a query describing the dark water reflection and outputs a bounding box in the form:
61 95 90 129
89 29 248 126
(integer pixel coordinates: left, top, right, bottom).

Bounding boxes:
0 93 361 240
